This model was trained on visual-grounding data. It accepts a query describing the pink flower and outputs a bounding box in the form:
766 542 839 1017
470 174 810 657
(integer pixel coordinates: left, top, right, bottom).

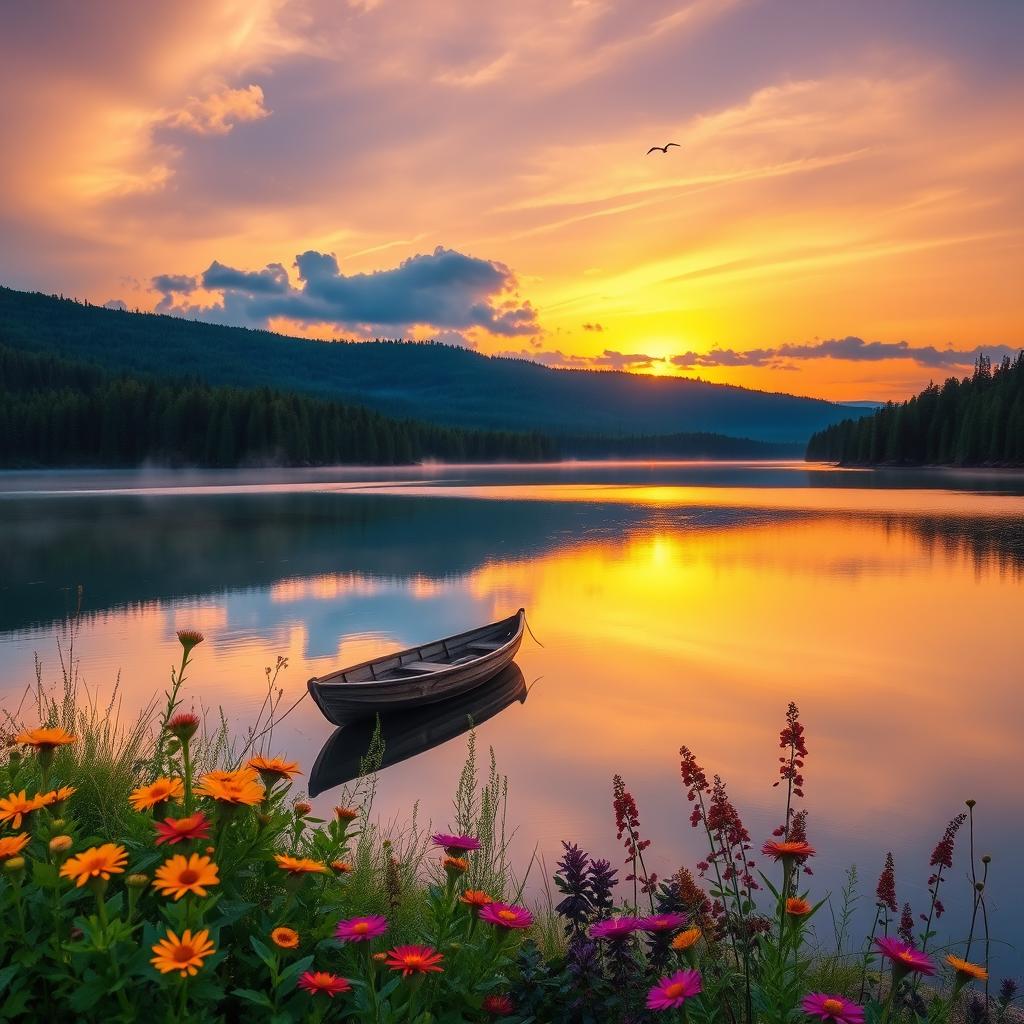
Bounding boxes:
483 994 515 1015
430 832 481 853
875 936 936 976
335 915 388 942
589 916 643 941
478 902 534 930
640 912 689 934
802 994 865 1024
647 969 703 1011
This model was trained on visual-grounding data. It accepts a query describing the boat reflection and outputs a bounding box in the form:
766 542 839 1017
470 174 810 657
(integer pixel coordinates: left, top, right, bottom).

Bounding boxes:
308 663 528 796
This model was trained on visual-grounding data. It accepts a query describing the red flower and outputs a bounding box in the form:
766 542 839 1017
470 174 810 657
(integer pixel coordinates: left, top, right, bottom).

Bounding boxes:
613 774 657 894
384 945 444 976
876 852 897 914
166 713 200 741
761 840 815 862
297 971 352 997
483 994 515 1015
153 813 212 846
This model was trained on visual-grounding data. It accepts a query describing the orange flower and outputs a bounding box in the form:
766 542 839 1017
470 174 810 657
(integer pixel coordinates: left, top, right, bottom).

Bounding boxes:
275 854 328 875
152 853 220 900
330 860 354 874
271 926 300 949
443 856 469 874
761 840 816 861
39 785 77 808
334 806 359 822
15 727 76 749
0 834 30 860
195 769 265 806
461 889 494 908
946 955 988 982
151 928 215 977
60 843 128 887
384 944 444 976
248 756 301 781
297 971 352 997
0 790 47 829
129 778 184 812
786 897 813 916
671 927 702 951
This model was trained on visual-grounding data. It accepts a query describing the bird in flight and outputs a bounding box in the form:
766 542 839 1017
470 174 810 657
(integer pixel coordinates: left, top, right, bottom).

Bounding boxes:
646 142 680 155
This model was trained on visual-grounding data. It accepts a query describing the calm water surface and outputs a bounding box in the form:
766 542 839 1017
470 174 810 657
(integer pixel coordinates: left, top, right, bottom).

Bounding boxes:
1 462 1021 974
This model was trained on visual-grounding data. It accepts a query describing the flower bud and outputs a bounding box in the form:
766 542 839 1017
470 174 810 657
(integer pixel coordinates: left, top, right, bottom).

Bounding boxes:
176 629 205 654
49 834 73 854
4 856 26 876
981 855 991 864
50 817 67 830
965 799 976 808
334 806 358 822
293 801 312 817
126 873 149 889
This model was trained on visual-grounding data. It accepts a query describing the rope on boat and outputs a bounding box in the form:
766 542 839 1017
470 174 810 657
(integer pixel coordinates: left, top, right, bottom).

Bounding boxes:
523 610 545 648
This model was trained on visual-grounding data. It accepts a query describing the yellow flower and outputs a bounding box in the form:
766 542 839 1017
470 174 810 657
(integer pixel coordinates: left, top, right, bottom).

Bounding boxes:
151 928 215 977
274 854 328 875
947 955 988 982
15 727 76 749
59 843 128 887
152 853 220 900
247 756 301 781
671 927 702 952
0 790 47 829
129 778 184 812
0 834 30 860
195 769 265 806
271 926 300 949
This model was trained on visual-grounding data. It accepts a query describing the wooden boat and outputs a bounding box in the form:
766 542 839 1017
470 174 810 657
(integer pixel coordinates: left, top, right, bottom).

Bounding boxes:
307 609 526 724
309 663 528 795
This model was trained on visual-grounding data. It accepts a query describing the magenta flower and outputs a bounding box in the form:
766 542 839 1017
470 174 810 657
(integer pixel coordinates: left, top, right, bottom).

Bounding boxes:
640 912 688 934
335 915 388 942
647 969 703 1011
479 902 534 930
430 832 481 853
875 936 936 977
802 993 865 1024
589 916 643 941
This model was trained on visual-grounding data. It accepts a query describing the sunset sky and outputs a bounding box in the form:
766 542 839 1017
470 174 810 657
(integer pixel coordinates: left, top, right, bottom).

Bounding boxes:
1 0 1022 401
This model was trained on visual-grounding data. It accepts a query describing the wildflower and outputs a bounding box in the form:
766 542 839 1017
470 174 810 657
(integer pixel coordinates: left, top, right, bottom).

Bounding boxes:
443 855 469 874
589 916 642 941
705 776 758 892
38 785 76 811
330 860 353 874
876 852 898 914
671 927 702 951
680 745 712 828
761 839 816 862
587 857 619 916
647 968 703 1011
335 806 359 822
15 727 76 750
875 936 936 977
947 955 988 984
480 902 534 930
898 902 915 944
48 834 73 854
166 712 200 741
802 993 865 1024
786 897 813 916
483 994 515 1015
274 854 328 875
997 979 1018 1006
293 801 312 816
335 915 388 942
0 790 47 829
0 834 29 860
431 832 481 854
641 912 689 933
774 701 807 795
461 889 494 909
176 629 205 653
271 927 300 949
151 928 215 977
930 814 967 871
153 812 211 846
613 774 657 894
248 755 301 785
297 971 352 997
152 853 219 900
59 843 128 887
384 945 444 976
195 769 264 806
129 778 184 812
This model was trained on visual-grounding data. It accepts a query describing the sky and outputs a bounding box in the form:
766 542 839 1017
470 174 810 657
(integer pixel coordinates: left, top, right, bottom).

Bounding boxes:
1 0 1022 401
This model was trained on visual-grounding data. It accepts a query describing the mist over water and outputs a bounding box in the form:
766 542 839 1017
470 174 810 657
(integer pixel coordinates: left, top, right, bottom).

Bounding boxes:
1 462 1021 975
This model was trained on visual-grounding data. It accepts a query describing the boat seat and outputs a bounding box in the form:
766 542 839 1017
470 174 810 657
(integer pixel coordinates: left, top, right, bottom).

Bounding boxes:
466 641 502 652
402 660 450 673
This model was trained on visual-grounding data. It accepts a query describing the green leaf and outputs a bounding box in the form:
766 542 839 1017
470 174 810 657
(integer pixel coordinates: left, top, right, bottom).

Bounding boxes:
234 987 275 1008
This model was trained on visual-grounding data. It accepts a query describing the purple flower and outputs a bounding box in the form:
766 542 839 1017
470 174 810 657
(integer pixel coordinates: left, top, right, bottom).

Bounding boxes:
640 912 688 934
431 832 481 853
802 994 865 1024
589 916 642 941
647 969 702 1011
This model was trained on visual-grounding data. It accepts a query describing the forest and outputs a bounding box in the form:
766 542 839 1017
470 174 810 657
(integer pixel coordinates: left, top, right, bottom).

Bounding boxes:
0 343 554 467
805 354 1024 465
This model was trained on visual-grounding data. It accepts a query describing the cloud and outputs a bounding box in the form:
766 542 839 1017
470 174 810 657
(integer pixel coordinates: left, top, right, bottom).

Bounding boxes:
156 245 541 337
671 337 1022 370
165 84 270 136
103 298 127 310
582 321 604 331
590 349 664 370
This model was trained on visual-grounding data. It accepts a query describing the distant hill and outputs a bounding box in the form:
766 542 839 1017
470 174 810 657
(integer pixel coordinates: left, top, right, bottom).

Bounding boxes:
806 354 1024 466
0 287 854 443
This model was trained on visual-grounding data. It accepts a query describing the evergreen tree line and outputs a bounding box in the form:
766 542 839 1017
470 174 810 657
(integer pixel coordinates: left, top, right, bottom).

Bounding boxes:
805 353 1024 466
0 344 555 468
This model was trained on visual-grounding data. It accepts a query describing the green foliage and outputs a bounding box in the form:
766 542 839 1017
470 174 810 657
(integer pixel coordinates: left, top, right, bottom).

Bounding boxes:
806 353 1024 466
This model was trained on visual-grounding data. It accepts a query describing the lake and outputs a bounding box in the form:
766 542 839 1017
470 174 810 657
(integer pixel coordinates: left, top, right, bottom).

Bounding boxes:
1 462 1022 975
